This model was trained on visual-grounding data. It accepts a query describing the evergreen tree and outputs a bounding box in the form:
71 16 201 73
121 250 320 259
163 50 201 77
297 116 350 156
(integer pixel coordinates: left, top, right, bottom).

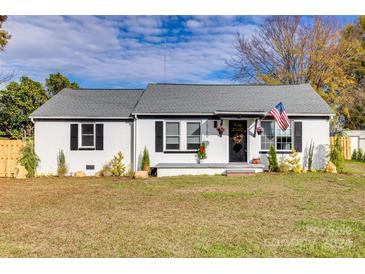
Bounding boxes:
330 135 344 172
268 145 279 172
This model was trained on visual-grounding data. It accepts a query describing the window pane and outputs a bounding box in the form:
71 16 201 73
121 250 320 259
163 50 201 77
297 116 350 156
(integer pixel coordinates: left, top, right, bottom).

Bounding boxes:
166 135 179 149
166 143 179 149
166 122 179 135
82 135 94 146
275 122 292 150
187 143 200 150
187 136 200 144
261 121 275 150
262 121 274 136
82 124 94 134
166 136 179 145
187 122 200 150
187 123 200 136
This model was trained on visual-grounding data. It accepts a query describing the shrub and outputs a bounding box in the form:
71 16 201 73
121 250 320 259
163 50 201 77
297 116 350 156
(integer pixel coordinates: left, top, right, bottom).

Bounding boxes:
19 140 40 177
330 135 344 172
57 150 68 176
357 148 363 161
110 151 126 176
268 145 278 172
101 163 112 177
126 169 135 178
288 149 301 173
279 162 290 173
308 141 314 171
141 147 150 171
351 149 358 160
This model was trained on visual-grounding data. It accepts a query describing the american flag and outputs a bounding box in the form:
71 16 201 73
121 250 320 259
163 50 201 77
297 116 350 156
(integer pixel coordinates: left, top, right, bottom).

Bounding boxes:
270 102 290 131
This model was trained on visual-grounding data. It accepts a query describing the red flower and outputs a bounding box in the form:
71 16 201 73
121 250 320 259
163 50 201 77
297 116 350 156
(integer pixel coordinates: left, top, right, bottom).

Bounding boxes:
216 125 225 132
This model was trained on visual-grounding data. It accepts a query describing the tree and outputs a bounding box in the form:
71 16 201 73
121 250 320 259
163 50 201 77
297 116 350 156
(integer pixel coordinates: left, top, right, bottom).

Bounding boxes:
19 140 40 177
330 134 344 172
268 145 279 172
0 76 48 138
57 150 68 176
141 146 150 172
228 16 359 129
0 15 11 51
337 16 365 129
0 15 13 84
45 72 79 97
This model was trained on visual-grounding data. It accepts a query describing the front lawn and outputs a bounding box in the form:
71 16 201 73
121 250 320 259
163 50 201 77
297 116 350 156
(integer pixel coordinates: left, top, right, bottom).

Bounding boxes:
0 161 364 257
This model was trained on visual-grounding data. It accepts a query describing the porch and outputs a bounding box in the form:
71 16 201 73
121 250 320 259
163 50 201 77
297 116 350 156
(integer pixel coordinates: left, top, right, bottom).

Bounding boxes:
155 162 265 177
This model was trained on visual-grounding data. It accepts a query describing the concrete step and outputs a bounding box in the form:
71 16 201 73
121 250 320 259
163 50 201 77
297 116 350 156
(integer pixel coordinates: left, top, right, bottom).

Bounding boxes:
227 172 256 176
226 168 257 176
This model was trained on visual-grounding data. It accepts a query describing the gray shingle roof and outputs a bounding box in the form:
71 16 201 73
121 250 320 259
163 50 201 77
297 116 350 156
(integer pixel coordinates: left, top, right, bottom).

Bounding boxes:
30 88 144 118
134 83 334 115
31 83 334 118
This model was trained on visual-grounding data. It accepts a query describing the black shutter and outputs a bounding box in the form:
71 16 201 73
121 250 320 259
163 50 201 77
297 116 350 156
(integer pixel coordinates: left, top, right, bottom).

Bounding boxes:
294 121 302 152
70 124 78 150
95 124 104 150
155 121 163 152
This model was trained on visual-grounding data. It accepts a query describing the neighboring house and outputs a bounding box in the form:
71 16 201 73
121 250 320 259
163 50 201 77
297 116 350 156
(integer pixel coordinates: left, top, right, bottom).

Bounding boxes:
30 83 334 176
347 130 365 153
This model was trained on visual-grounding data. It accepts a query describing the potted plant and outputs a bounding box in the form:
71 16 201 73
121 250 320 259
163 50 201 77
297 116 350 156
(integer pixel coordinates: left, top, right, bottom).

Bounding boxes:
216 123 225 137
197 143 207 163
251 158 261 164
256 126 264 135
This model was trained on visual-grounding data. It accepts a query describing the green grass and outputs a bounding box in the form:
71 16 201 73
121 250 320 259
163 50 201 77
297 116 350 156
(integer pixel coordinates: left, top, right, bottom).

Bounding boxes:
0 161 364 257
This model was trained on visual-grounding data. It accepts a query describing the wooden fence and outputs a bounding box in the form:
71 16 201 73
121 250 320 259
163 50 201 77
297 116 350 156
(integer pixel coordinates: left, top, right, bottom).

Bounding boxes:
0 140 24 177
330 136 351 160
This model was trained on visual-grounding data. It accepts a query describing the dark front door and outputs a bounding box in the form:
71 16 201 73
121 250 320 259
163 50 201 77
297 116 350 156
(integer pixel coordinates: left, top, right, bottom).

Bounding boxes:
229 120 247 162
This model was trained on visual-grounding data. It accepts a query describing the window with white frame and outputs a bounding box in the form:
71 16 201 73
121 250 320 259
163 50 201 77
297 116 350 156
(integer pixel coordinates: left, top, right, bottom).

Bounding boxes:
186 122 201 150
165 122 180 150
81 124 95 147
261 121 292 151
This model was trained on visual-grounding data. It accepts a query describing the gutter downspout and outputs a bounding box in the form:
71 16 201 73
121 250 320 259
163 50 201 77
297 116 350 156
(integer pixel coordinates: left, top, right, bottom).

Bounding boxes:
133 114 138 172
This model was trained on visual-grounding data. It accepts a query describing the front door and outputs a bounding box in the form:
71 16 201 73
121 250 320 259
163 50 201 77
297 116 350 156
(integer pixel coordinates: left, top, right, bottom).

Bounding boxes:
229 120 247 162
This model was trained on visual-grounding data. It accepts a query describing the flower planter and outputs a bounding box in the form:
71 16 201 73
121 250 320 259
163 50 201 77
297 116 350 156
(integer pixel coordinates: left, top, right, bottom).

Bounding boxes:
216 124 225 137
251 158 261 164
256 126 264 136
197 143 207 162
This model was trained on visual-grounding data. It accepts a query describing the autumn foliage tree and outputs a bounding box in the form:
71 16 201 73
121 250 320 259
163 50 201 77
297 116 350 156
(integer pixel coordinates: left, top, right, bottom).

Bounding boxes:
228 16 365 129
338 16 365 129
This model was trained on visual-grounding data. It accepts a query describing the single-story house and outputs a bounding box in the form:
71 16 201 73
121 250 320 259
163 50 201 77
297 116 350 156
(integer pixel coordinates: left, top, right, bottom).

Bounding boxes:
30 83 334 176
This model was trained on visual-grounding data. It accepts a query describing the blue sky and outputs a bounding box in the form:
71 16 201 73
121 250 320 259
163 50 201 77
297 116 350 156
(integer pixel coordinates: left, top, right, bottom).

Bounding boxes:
0 16 357 88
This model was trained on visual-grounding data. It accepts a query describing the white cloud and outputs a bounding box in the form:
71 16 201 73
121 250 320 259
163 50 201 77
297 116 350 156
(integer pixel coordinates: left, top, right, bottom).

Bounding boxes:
185 19 203 29
0 16 258 87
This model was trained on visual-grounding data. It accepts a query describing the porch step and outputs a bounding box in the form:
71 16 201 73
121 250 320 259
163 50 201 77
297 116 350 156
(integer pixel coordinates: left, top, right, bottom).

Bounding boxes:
226 168 257 176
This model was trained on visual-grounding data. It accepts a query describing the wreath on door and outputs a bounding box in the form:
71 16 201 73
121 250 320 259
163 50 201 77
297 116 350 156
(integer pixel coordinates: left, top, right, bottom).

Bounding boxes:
232 133 243 144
